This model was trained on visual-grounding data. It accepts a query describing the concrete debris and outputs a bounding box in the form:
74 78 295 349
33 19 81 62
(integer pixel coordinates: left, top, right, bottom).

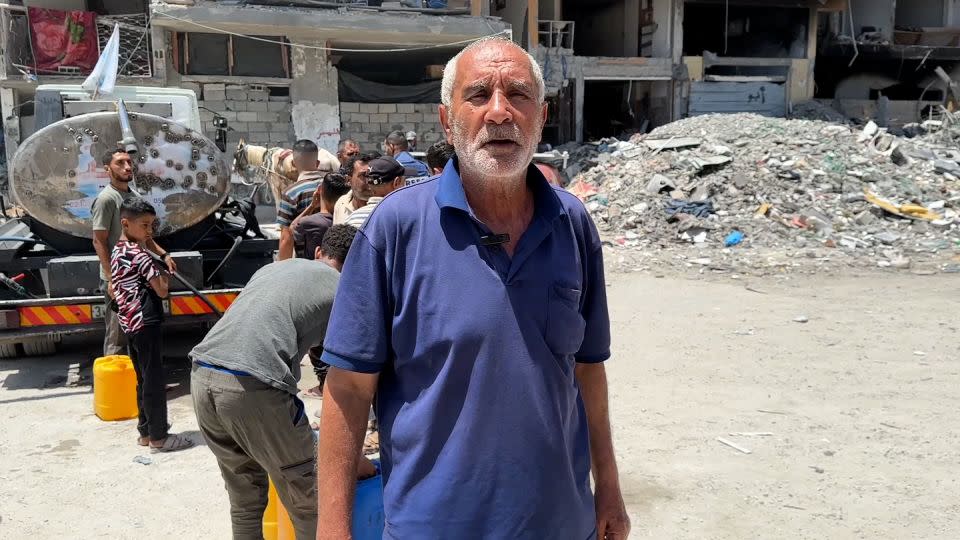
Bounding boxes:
567 112 960 273
643 137 702 151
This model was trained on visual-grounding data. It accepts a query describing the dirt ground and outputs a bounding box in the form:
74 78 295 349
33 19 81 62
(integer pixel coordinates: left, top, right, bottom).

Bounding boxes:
1 268 958 539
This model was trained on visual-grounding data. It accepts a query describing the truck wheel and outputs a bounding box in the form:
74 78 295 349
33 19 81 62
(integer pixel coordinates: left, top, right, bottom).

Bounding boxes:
21 335 60 356
0 343 19 358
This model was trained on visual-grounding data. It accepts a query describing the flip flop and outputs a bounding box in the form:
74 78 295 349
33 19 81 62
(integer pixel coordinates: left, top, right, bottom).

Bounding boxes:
137 436 149 447
362 431 379 455
150 433 194 453
303 385 323 399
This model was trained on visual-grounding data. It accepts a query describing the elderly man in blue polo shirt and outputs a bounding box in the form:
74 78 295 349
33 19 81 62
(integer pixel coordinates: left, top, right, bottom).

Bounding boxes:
317 36 629 540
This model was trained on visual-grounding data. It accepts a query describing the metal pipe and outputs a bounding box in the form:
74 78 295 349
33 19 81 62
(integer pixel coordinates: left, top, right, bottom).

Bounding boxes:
146 251 223 318
205 235 243 287
116 99 139 155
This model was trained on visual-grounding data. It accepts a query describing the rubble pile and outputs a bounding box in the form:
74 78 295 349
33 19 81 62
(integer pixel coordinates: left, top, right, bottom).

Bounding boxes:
568 112 960 272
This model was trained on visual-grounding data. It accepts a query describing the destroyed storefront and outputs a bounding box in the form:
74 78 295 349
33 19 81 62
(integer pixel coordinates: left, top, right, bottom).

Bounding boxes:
511 0 677 144
815 0 960 127
678 0 818 119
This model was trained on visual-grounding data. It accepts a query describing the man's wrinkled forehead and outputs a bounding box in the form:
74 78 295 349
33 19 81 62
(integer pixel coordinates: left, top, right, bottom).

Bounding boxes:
455 44 536 94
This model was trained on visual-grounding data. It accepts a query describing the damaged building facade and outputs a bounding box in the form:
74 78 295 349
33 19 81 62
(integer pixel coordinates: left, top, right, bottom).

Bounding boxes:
0 0 508 181
1 0 956 189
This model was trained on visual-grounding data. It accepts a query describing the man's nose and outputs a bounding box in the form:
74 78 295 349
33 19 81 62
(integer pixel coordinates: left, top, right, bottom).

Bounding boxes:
484 89 513 125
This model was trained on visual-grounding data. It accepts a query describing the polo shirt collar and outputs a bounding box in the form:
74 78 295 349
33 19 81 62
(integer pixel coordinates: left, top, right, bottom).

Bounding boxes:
435 157 565 221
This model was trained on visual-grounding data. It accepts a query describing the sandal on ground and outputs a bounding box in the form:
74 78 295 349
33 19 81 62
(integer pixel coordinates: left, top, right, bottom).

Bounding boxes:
363 431 379 455
303 385 323 399
138 423 172 446
150 433 194 453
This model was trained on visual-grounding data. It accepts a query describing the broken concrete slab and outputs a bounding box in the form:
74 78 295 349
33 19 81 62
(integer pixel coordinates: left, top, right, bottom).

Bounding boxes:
645 174 676 195
643 137 702 151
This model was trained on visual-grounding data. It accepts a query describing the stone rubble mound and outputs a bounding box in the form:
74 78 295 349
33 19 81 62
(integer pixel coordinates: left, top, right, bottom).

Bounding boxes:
566 112 960 270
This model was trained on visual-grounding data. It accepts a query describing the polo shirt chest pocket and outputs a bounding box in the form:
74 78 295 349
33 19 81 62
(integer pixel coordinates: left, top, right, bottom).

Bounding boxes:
544 285 587 355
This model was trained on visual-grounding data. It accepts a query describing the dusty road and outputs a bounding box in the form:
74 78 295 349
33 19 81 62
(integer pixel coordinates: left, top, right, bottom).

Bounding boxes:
1 269 958 539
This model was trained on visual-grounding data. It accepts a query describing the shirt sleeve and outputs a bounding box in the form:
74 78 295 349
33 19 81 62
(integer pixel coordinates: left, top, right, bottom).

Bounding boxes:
575 225 611 364
321 230 391 373
133 251 161 283
276 192 296 228
90 196 113 232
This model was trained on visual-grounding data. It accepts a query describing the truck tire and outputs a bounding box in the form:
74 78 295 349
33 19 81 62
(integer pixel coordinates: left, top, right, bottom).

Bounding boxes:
21 335 60 356
0 343 19 358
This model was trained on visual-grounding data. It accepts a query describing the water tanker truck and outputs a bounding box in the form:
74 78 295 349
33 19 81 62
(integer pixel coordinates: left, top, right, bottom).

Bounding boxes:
0 85 277 357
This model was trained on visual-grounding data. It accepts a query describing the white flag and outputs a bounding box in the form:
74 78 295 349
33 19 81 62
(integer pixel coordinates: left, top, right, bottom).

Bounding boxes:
82 24 120 97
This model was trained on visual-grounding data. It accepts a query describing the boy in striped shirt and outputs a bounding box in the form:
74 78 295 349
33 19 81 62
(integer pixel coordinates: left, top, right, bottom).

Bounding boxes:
110 198 193 453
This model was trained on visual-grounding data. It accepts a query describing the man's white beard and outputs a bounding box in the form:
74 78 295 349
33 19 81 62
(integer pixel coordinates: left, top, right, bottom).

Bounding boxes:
451 117 539 182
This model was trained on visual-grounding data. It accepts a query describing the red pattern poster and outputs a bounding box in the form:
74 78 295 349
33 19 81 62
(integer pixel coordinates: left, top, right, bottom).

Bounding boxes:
27 7 98 72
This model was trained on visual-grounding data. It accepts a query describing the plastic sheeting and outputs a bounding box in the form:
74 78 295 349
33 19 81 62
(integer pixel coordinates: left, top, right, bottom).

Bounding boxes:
338 71 441 104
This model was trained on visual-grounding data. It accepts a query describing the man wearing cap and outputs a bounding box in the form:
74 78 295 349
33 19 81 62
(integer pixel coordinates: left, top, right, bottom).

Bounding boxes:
342 156 405 229
404 131 418 152
383 130 429 178
332 152 379 225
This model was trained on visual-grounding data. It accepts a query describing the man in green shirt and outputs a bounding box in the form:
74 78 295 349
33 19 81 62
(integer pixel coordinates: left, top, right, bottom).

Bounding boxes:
91 149 176 356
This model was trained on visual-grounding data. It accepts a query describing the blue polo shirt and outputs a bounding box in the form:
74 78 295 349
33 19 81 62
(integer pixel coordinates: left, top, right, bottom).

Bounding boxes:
395 150 430 178
322 159 610 539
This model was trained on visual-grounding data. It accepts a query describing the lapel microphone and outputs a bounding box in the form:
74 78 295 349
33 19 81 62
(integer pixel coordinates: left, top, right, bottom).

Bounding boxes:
479 234 510 246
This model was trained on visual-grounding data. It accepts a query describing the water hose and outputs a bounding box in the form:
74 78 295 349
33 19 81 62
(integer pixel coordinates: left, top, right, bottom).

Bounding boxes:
147 251 223 318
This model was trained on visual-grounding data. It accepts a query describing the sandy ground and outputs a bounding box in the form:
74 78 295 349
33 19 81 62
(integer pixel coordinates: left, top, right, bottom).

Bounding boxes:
1 268 959 539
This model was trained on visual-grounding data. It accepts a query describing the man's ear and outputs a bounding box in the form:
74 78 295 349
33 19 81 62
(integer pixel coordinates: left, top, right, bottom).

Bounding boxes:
315 247 323 260
439 105 453 143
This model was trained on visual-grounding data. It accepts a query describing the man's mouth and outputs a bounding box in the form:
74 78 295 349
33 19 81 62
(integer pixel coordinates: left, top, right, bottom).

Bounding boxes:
482 139 520 150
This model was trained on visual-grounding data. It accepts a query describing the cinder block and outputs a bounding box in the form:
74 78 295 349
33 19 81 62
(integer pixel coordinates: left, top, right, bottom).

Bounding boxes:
247 101 268 112
271 122 290 133
237 112 258 122
226 100 247 111
249 122 269 131
270 131 289 140
370 113 388 123
249 132 270 143
387 113 405 124
268 101 289 112
405 113 422 123
397 103 414 113
422 131 441 143
203 100 226 111
360 103 379 113
345 122 364 133
226 90 248 101
269 95 291 102
378 103 397 113
226 84 246 90
226 131 243 143
219 110 238 120
204 89 226 101
204 83 226 92
230 121 249 131
340 102 360 113
350 113 370 123
258 112 280 123
181 82 201 97
199 109 214 121
248 89 269 102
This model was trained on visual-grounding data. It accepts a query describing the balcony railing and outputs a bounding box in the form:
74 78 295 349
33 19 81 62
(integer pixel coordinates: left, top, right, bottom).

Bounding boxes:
5 11 152 80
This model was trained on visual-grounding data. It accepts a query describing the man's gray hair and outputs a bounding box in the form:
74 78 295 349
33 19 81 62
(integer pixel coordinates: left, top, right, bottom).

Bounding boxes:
440 35 545 107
